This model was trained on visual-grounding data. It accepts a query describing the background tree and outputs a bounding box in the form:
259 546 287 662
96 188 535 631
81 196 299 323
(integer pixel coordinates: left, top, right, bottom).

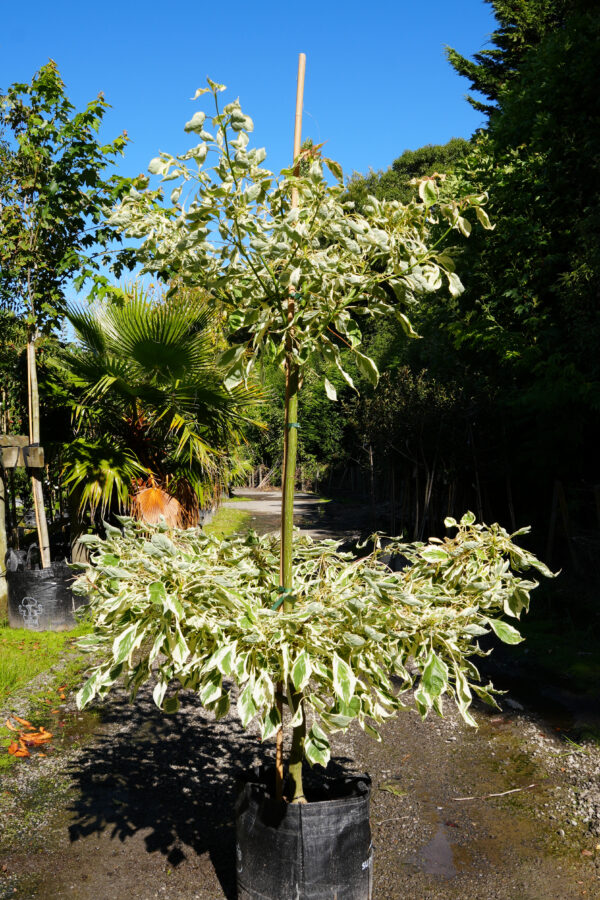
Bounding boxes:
322 1 600 572
445 0 575 117
0 61 137 565
346 138 470 209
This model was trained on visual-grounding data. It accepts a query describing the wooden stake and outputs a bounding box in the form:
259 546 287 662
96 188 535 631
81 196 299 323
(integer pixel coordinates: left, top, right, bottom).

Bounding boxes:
27 328 51 568
0 468 7 611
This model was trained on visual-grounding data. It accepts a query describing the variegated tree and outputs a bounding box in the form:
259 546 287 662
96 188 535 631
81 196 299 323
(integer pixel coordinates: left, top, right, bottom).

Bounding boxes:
76 78 549 803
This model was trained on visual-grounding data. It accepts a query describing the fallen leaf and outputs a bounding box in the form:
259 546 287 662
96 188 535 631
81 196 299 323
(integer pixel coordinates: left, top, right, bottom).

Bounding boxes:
4 720 18 732
12 716 33 729
21 730 52 746
51 709 59 714
379 782 408 797
581 850 593 857
8 741 29 758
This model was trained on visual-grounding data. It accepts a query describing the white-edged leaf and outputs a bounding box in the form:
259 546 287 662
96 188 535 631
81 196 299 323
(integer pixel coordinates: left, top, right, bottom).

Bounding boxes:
238 680 257 727
447 271 464 297
486 618 524 645
354 351 379 387
396 311 421 339
184 111 207 134
324 377 337 401
261 704 281 740
421 651 449 700
291 649 312 691
475 206 494 230
332 653 357 705
420 547 450 563
113 623 139 665
76 672 99 709
153 679 168 709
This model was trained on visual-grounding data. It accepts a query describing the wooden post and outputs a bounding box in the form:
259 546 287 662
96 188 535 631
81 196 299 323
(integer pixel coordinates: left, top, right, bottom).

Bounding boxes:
8 468 19 549
0 467 7 613
27 328 51 568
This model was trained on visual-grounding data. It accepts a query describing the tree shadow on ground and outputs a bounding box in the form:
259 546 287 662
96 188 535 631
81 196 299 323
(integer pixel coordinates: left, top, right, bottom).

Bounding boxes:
66 690 270 900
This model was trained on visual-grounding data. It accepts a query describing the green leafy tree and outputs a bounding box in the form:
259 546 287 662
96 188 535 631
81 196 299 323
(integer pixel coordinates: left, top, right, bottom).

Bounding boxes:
346 137 470 209
440 7 600 508
0 61 137 564
445 0 575 116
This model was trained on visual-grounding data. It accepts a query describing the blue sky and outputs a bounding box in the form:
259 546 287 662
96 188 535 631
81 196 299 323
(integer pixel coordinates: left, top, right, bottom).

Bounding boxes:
1 0 496 184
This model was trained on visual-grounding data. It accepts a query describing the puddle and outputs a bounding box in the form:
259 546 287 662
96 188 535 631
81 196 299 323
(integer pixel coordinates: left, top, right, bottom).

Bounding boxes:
248 512 281 534
415 824 457 878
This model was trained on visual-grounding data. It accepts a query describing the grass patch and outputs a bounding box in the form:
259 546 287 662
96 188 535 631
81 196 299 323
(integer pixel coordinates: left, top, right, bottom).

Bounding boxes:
0 621 90 707
225 494 253 502
204 505 252 538
0 621 94 771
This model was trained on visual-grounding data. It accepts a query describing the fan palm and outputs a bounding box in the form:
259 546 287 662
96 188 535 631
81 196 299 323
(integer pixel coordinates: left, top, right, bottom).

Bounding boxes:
56 286 261 525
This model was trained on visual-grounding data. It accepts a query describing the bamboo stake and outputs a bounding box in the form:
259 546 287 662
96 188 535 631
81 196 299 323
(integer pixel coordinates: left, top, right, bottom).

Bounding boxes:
276 52 306 805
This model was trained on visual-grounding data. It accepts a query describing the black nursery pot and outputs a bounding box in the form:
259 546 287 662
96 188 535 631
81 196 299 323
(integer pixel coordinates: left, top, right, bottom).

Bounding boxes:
7 562 86 631
235 768 373 900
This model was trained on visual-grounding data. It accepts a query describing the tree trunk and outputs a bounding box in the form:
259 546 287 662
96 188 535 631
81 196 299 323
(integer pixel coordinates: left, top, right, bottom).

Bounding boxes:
27 326 51 568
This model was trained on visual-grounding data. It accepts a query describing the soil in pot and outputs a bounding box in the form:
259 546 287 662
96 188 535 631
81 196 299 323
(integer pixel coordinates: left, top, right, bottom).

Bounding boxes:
235 766 373 900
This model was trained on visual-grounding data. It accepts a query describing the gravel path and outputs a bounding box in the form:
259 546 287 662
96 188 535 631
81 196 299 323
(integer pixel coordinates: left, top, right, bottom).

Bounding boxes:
1 492 599 899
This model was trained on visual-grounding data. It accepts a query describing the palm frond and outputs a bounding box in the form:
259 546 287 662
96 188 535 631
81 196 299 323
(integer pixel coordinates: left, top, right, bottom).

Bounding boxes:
62 439 148 517
130 484 183 528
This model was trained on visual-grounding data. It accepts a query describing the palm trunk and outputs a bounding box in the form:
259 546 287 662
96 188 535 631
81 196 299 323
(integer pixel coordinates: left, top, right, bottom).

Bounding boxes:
27 325 51 568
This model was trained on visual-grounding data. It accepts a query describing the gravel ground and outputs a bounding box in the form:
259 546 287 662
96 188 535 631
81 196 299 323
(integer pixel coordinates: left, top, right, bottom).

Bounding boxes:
0 491 599 899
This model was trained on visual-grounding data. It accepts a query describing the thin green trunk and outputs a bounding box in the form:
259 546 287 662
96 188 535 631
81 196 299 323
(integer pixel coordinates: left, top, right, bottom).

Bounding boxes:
288 690 306 803
280 363 299 593
279 360 305 803
275 50 306 805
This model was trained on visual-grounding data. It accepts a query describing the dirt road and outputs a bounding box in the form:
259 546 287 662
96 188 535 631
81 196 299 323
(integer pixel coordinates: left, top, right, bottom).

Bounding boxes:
1 492 599 899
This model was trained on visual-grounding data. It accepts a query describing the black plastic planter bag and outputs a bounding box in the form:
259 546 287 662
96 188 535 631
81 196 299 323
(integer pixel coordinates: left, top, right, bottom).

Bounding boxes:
236 769 373 900
7 562 86 631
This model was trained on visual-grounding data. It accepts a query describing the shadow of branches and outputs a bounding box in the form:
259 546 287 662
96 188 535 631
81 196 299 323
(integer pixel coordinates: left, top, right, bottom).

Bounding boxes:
66 689 269 900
